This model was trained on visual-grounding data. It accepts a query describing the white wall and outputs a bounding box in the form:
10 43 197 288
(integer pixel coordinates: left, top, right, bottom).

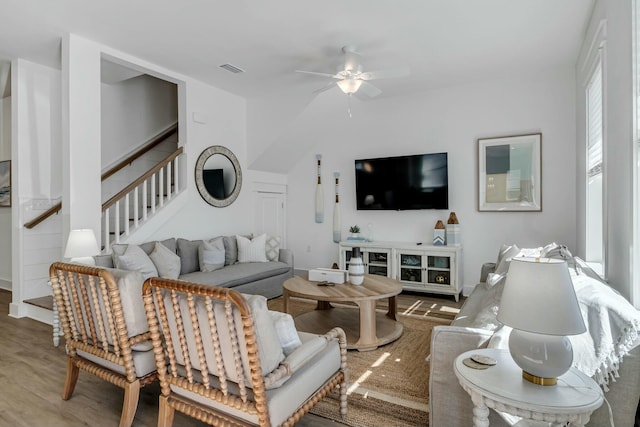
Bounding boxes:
576 0 634 301
0 96 10 288
282 68 577 293
11 59 62 320
100 75 178 218
101 74 177 167
138 78 253 241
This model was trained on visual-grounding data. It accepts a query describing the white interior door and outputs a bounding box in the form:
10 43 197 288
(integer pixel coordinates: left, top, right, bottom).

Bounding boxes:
255 192 286 247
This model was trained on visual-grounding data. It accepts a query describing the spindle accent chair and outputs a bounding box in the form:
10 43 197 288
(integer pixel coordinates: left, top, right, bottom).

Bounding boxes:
49 262 158 427
142 277 348 427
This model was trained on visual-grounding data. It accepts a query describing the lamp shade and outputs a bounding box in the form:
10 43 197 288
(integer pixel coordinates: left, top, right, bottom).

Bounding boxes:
64 229 100 259
497 257 585 336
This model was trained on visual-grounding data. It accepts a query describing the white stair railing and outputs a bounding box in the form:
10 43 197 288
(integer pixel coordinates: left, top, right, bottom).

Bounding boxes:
102 147 184 250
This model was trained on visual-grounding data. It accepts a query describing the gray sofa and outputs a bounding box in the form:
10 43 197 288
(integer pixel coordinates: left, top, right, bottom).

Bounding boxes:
94 236 293 299
429 244 640 427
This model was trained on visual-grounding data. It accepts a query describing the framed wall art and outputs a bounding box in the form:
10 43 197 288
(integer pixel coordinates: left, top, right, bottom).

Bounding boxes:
0 160 10 207
478 133 541 212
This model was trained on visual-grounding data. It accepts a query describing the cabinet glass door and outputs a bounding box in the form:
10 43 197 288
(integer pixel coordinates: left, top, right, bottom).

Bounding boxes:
367 251 389 276
399 253 423 283
426 255 451 286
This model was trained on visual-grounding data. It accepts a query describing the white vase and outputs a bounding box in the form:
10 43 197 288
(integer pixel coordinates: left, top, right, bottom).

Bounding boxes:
348 247 365 285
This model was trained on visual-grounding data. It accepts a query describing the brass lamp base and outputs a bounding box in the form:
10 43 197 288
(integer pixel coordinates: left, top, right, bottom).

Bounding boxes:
522 370 557 386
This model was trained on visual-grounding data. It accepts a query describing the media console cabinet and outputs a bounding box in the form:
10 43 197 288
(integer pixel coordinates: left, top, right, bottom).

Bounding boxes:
339 241 462 301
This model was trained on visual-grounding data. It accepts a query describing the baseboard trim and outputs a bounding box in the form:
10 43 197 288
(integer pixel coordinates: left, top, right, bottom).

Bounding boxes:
0 278 11 291
462 284 477 297
9 302 53 325
293 268 308 277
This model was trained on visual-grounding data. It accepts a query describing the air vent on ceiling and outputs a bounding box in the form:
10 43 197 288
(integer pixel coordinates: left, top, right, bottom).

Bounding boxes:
219 63 245 74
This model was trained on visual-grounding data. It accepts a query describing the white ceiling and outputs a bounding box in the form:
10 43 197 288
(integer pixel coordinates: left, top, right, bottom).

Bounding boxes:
0 0 594 100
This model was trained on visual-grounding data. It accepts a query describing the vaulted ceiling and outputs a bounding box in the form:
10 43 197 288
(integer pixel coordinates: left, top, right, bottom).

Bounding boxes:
0 0 594 100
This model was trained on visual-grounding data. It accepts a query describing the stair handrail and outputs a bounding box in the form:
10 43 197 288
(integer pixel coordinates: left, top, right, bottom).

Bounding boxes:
23 123 178 229
101 123 178 181
24 202 62 229
102 146 183 212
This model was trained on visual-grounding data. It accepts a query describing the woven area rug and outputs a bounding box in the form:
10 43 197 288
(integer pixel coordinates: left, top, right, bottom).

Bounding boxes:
268 295 457 427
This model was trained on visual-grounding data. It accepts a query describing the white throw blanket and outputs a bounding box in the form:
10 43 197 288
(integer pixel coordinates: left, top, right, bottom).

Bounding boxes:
568 259 640 390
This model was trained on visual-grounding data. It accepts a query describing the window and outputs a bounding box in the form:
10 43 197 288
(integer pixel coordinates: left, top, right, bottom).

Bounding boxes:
586 58 605 276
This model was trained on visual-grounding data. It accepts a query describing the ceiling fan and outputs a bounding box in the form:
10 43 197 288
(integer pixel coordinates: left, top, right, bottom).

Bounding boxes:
296 46 409 99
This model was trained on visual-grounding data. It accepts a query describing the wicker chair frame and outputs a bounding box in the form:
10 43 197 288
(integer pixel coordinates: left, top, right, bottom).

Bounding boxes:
50 262 157 427
142 277 348 427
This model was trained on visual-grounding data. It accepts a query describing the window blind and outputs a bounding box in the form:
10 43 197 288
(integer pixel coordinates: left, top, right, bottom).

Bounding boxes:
587 63 603 178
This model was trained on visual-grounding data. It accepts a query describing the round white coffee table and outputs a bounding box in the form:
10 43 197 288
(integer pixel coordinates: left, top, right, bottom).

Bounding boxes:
454 349 603 427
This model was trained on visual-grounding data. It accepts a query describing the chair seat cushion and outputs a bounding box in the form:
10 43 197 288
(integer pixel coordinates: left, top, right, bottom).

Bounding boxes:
170 335 341 426
78 345 157 379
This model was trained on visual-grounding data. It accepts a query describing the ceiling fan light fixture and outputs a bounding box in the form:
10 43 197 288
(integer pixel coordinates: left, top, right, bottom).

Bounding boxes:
337 78 363 94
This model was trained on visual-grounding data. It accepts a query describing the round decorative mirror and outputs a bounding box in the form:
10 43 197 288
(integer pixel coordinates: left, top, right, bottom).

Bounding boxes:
195 145 242 207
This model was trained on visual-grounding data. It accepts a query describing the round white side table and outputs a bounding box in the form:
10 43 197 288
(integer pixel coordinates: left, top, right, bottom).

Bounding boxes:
454 349 603 427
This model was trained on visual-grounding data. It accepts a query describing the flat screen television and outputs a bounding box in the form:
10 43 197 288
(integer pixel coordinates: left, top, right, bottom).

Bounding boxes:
355 152 448 210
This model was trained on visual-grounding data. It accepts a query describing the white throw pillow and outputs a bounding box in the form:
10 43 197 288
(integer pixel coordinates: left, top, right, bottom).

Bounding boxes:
265 235 281 261
148 242 181 279
199 237 226 272
494 244 520 275
236 234 268 263
113 244 158 280
269 310 302 356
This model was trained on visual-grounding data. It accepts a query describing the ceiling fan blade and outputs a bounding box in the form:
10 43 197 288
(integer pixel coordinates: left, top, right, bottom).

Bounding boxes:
357 81 382 98
313 81 337 94
295 70 341 79
359 67 410 81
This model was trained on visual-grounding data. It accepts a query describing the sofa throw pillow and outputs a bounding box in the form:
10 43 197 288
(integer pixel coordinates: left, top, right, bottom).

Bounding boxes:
199 237 226 272
243 294 284 374
148 242 181 279
176 238 204 275
485 244 521 288
268 310 302 356
265 235 281 261
223 236 238 265
111 238 176 257
236 234 268 263
494 244 520 274
113 244 158 280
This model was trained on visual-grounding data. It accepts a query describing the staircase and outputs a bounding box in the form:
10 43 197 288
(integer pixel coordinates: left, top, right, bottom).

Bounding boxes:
102 145 183 250
23 123 185 251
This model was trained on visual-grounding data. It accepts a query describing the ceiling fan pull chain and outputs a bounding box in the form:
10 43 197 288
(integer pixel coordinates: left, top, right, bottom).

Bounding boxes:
347 94 353 118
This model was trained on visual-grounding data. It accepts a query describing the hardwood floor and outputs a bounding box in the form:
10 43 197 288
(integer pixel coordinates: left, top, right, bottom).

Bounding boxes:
0 289 463 427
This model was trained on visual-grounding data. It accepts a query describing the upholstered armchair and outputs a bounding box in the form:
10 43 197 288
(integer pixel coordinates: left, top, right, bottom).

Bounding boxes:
142 277 348 427
49 262 158 427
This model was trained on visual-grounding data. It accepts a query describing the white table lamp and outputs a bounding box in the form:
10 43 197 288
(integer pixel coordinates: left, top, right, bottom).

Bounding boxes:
64 229 100 265
497 257 586 386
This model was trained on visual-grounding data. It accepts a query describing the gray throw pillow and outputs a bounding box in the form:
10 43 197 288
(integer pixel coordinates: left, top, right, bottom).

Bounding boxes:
112 238 176 258
113 244 158 280
177 238 203 275
199 237 225 272
223 236 238 265
148 241 181 279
